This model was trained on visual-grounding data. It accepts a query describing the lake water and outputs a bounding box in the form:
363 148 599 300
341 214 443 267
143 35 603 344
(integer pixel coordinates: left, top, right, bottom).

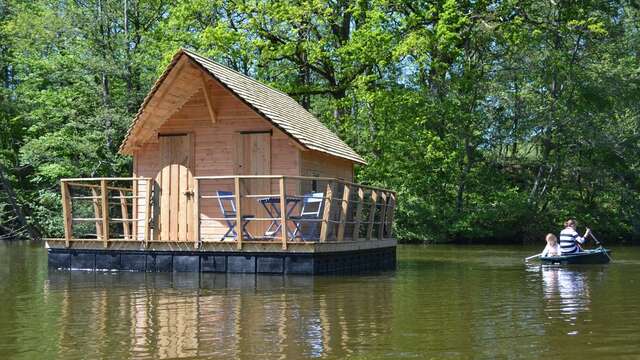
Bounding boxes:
1 241 639 359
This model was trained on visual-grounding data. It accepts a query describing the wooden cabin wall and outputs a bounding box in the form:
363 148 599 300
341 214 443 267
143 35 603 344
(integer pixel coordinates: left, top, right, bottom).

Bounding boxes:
133 77 301 241
301 151 354 181
299 151 355 240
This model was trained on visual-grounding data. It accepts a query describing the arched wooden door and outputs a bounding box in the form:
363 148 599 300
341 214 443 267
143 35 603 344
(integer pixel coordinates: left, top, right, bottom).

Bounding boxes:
154 133 194 241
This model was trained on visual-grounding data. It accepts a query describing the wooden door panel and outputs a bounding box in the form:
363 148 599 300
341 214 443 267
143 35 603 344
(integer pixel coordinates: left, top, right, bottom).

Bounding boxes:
234 132 271 238
178 152 189 241
159 137 171 240
156 134 193 241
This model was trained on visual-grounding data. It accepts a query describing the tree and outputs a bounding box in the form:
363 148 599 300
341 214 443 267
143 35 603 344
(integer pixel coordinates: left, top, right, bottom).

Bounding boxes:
0 0 638 243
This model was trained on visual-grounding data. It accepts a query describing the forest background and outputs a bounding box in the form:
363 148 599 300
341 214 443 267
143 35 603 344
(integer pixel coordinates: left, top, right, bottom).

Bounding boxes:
1 0 639 244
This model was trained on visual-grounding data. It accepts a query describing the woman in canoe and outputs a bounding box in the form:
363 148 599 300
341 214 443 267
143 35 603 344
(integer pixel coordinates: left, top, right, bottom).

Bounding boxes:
559 219 591 255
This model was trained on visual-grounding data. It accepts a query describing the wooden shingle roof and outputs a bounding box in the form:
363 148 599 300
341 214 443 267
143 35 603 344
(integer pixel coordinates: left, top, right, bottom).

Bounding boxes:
120 48 365 164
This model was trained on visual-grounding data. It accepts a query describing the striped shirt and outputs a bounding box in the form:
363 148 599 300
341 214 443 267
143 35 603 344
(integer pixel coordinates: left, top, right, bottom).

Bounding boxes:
559 227 585 254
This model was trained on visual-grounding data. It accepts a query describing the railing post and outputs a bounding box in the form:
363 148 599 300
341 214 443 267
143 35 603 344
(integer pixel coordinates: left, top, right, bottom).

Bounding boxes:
234 177 243 249
132 179 138 240
378 192 388 240
119 190 130 240
279 177 287 250
143 179 152 247
61 181 72 248
336 182 350 241
387 192 396 238
193 178 200 248
90 187 102 240
352 187 364 240
366 190 378 240
319 181 334 242
100 180 109 248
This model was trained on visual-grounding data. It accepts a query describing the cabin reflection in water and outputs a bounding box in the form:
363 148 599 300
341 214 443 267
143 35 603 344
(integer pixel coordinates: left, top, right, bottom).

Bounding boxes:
45 271 393 359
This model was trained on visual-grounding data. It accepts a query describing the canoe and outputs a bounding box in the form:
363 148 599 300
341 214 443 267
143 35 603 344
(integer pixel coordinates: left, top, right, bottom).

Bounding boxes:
540 248 611 265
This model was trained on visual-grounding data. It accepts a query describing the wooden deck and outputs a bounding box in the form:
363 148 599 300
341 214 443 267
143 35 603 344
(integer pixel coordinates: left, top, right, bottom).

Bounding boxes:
46 175 397 254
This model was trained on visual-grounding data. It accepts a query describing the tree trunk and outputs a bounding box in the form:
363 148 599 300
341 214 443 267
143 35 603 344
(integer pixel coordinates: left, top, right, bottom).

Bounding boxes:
529 136 552 204
455 140 474 215
0 164 40 239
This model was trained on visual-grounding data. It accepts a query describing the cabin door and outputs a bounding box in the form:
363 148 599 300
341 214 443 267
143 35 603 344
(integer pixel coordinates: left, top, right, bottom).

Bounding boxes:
233 132 271 238
155 134 194 241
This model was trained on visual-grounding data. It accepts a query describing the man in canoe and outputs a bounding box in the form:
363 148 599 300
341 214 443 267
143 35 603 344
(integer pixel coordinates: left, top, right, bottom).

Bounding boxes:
559 219 591 255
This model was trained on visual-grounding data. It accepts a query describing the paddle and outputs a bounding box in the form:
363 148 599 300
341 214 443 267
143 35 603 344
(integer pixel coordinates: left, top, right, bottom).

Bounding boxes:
588 230 613 262
524 253 542 262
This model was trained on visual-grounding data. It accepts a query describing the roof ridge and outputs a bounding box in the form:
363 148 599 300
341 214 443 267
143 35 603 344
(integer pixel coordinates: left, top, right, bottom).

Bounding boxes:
180 47 293 99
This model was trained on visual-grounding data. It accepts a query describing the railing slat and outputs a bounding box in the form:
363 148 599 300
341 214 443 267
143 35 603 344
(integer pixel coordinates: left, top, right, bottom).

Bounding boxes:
279 177 287 250
366 191 378 241
71 218 141 222
352 187 364 240
61 181 72 247
119 190 130 240
337 183 351 241
132 178 138 241
319 181 334 242
100 180 109 248
90 188 103 240
193 175 397 193
61 177 151 181
387 193 396 238
378 192 388 240
193 178 200 248
234 177 243 249
143 180 152 247
66 182 134 192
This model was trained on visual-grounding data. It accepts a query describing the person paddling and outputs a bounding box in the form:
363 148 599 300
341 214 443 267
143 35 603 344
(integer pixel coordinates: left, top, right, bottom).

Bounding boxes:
559 219 591 255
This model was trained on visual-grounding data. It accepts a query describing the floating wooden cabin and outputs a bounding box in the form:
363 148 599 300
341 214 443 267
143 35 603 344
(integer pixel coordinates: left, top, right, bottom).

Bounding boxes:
46 48 396 274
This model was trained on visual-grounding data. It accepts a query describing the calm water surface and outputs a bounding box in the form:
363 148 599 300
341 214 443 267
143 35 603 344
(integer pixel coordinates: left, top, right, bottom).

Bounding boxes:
1 242 639 359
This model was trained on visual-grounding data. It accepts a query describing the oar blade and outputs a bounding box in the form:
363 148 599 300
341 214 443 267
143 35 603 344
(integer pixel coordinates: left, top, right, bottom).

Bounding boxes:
524 253 542 262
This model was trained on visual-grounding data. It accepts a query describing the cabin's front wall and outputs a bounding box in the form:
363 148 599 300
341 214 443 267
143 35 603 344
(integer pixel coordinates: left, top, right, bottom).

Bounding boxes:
133 78 302 241
134 81 301 177
129 65 358 242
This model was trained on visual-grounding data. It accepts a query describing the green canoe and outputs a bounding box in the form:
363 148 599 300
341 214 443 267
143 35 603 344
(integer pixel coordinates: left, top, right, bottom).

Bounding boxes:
540 247 611 265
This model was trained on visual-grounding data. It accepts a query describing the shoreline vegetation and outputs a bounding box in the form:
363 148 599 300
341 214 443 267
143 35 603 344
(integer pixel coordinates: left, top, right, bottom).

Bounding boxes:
1 1 639 244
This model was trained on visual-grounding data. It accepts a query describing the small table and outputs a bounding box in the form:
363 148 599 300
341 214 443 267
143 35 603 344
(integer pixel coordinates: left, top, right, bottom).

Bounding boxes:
258 197 301 239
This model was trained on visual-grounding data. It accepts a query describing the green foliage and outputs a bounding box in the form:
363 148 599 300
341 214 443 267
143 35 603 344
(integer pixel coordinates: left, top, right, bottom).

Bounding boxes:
0 0 638 243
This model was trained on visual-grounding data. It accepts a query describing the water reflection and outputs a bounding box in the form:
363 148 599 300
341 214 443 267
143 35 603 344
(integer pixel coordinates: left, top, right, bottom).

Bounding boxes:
6 244 640 359
539 266 608 333
45 271 394 360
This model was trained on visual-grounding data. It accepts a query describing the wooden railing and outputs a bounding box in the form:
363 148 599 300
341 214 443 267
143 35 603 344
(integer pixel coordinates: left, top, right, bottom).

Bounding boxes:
57 175 395 249
59 177 152 247
193 175 396 249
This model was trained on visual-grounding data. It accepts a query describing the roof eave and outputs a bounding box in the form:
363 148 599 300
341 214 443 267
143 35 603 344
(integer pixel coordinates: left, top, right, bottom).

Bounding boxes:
118 50 188 155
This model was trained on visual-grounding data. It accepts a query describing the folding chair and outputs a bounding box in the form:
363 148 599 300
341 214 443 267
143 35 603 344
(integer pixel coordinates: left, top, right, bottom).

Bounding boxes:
290 192 324 241
217 190 254 241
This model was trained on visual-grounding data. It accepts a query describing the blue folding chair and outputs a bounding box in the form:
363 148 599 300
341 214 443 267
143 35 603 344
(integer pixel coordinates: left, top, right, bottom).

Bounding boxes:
290 192 324 241
217 191 254 241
